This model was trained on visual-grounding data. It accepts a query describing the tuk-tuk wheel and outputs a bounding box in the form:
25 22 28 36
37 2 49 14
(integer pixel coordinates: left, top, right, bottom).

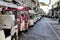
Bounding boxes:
11 33 18 40
11 36 15 40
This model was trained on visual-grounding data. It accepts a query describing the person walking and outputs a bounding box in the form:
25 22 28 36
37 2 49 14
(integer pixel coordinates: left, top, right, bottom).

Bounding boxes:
58 10 60 24
58 14 60 24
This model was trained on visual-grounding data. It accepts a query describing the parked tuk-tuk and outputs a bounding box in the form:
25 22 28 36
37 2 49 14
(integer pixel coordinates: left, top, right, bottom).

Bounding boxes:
0 1 18 40
29 10 37 26
16 6 30 31
4 6 30 32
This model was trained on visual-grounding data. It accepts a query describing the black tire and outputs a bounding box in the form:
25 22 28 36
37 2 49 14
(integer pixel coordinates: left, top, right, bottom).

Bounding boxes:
25 29 28 32
11 36 15 40
11 34 18 40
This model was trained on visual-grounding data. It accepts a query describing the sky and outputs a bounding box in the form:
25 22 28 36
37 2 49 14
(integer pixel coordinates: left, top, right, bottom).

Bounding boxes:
38 0 49 4
38 0 50 14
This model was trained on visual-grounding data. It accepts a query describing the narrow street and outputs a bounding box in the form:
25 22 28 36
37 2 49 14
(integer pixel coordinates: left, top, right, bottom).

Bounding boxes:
18 17 59 40
0 0 60 40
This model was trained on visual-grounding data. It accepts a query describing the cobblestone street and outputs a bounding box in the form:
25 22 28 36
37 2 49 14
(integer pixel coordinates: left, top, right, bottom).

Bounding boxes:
19 17 59 40
0 0 60 40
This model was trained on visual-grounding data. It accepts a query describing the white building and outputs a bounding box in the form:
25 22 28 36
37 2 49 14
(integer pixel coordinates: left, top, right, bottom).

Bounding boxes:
49 0 60 9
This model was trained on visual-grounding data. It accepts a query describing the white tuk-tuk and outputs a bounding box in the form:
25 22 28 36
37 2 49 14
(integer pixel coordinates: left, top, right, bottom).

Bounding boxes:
29 10 37 26
0 1 18 40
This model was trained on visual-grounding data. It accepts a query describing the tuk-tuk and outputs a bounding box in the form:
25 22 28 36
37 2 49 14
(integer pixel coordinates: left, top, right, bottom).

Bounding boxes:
0 1 18 40
4 6 30 32
29 10 37 26
16 6 30 31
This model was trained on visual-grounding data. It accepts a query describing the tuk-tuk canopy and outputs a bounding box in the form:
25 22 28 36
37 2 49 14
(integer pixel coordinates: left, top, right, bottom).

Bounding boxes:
16 6 29 11
4 7 16 11
4 6 29 11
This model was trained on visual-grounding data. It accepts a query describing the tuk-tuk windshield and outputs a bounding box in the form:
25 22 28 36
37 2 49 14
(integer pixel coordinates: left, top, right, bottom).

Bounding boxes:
5 11 13 15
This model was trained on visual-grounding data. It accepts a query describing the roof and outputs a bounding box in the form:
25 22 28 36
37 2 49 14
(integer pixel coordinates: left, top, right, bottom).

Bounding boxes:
16 6 29 11
4 6 29 11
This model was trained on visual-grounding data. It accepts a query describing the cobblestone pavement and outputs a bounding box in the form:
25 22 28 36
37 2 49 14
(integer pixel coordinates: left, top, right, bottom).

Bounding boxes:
18 17 59 40
46 18 60 39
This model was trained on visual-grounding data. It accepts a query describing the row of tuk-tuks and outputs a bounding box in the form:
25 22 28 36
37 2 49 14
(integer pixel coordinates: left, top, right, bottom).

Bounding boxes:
0 1 41 40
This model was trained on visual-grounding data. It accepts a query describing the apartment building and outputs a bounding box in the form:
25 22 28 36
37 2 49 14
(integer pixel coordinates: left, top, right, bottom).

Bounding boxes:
48 0 60 18
49 0 60 8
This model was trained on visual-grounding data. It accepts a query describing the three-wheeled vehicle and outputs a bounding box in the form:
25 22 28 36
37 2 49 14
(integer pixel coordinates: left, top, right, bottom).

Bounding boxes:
16 6 30 31
0 1 18 40
4 6 30 32
29 10 37 26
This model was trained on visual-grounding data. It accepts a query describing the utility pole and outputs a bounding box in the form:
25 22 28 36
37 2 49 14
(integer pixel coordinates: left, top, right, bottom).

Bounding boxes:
48 0 51 7
49 0 51 4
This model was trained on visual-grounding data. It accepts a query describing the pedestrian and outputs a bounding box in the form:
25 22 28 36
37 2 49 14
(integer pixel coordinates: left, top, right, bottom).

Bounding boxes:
0 7 2 15
58 12 60 24
58 15 60 24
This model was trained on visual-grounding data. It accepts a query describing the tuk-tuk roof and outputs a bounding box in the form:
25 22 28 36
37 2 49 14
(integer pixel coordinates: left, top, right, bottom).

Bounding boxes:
4 6 29 11
16 6 29 11
4 7 16 11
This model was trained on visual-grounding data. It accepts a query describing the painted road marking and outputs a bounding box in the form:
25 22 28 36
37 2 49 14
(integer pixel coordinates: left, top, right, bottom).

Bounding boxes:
46 21 60 40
